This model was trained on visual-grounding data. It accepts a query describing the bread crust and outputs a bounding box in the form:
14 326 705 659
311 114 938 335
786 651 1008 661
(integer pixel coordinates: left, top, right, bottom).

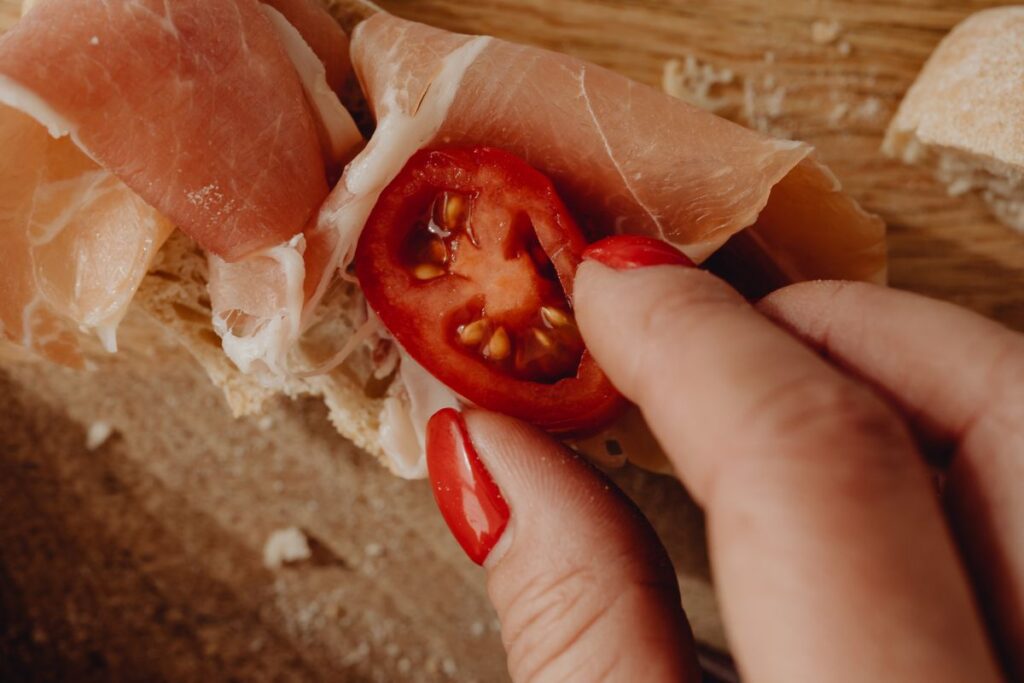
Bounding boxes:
884 8 1024 231
885 7 1024 167
129 231 392 463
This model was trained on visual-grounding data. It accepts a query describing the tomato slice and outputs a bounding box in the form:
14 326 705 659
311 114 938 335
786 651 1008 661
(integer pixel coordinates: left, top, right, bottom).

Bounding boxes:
355 146 625 435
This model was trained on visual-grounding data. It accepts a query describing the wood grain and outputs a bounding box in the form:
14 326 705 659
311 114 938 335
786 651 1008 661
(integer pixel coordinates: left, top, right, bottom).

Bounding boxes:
2 0 1022 680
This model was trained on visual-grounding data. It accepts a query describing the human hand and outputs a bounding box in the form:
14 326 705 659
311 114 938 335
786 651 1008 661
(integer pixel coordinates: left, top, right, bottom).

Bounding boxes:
424 236 1022 682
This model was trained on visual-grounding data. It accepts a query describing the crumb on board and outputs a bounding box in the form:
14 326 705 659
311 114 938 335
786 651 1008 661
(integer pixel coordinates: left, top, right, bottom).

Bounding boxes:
663 53 789 136
837 40 852 57
85 421 114 451
262 527 312 569
811 19 843 45
662 55 735 113
663 47 886 137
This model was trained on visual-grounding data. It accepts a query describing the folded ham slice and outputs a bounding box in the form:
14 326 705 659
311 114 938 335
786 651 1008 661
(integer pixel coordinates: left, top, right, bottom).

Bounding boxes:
0 0 359 366
0 104 172 367
340 13 886 280
263 0 352 95
0 0 328 262
320 13 886 475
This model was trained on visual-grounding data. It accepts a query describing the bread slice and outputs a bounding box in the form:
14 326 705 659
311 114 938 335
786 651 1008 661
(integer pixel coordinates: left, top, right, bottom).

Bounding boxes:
883 7 1024 231
128 230 393 465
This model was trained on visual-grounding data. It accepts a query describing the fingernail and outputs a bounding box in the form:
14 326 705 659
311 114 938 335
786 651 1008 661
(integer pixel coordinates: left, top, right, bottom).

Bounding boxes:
426 408 510 565
582 235 695 271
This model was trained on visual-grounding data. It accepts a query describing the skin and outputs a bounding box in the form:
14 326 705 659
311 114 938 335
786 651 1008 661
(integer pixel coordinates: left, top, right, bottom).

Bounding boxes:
452 264 1023 682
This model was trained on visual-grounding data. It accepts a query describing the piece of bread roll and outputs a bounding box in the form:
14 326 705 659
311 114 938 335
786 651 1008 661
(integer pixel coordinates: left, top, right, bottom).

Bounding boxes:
884 7 1024 231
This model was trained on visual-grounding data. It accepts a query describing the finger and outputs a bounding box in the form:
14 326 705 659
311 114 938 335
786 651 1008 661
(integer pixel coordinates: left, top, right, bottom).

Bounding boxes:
426 408 700 683
759 280 1024 678
574 256 1002 683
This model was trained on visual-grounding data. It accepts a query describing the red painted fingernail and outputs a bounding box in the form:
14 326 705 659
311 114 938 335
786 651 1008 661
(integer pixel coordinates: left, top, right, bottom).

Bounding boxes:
582 235 695 271
426 409 510 565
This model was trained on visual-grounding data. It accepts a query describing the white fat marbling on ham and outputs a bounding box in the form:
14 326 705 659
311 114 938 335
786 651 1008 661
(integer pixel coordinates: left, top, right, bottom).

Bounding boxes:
261 4 362 165
0 73 75 141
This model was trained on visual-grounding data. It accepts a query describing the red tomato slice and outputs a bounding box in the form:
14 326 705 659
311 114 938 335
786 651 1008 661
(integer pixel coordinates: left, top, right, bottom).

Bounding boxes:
355 146 625 435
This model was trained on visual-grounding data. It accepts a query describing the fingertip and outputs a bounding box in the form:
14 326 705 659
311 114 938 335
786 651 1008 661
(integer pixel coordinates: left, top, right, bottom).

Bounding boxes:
443 410 700 681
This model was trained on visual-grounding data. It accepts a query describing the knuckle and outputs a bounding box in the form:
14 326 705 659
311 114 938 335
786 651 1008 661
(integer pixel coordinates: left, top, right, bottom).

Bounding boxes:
747 370 908 457
703 372 915 509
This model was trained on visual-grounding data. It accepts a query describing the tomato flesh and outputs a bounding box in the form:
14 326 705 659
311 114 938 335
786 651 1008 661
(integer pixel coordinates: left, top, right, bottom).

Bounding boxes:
355 146 624 435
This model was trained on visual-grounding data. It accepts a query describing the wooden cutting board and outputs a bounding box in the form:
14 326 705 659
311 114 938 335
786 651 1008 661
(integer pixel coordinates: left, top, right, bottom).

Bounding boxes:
2 1 1022 681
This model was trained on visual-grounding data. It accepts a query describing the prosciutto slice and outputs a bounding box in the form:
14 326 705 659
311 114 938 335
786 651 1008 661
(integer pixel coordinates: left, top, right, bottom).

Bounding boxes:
0 104 172 366
0 0 358 366
320 13 886 475
0 0 328 262
342 14 886 279
263 0 352 95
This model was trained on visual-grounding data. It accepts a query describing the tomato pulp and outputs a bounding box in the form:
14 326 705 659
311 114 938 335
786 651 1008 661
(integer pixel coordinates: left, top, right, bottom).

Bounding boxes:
355 146 624 434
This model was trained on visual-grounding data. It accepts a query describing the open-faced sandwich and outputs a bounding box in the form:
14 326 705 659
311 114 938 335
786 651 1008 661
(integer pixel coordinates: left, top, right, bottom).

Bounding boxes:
0 0 886 478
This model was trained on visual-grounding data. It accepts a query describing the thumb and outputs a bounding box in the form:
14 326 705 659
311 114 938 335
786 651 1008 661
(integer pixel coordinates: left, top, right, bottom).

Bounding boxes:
426 408 700 682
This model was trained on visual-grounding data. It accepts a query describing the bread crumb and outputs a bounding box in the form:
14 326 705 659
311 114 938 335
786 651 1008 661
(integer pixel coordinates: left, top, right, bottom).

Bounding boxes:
469 621 485 637
837 40 852 57
828 102 850 126
364 542 383 558
257 415 274 431
662 56 735 113
262 527 312 569
855 97 883 121
442 658 457 676
341 641 371 666
811 19 843 45
85 421 114 450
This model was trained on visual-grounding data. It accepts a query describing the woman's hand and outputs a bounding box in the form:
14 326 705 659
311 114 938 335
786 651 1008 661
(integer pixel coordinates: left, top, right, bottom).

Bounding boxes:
424 236 1023 682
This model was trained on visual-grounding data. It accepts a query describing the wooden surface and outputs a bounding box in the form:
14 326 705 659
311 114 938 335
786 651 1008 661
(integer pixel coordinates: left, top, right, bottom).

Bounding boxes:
3 0 1024 681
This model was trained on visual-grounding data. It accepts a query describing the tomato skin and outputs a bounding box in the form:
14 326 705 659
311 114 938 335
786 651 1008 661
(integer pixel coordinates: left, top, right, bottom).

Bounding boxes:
355 147 625 435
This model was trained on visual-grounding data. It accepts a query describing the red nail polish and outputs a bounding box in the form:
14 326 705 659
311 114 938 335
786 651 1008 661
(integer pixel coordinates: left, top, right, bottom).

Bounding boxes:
582 235 695 271
426 409 510 565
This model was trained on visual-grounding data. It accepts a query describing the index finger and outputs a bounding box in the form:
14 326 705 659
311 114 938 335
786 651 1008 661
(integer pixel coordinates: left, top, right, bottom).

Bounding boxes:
574 258 1000 683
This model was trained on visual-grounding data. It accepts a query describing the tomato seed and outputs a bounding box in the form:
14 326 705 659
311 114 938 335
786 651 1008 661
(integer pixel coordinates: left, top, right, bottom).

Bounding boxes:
531 328 554 349
458 318 490 345
540 306 574 328
427 238 448 264
484 327 512 361
413 264 446 280
444 193 467 229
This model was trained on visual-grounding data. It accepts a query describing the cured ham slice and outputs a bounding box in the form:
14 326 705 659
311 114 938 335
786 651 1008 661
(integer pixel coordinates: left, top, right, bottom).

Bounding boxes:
342 13 886 281
319 13 886 476
204 3 362 379
0 103 172 366
1 0 362 374
0 0 328 262
263 0 352 95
